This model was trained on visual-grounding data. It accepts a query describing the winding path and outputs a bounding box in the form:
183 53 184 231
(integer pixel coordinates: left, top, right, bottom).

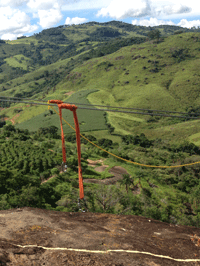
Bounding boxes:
83 159 129 185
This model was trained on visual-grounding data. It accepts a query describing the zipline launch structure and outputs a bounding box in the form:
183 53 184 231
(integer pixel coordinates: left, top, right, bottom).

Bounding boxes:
48 100 84 200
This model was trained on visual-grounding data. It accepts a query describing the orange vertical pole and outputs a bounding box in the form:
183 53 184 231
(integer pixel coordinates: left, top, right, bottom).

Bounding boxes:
52 102 84 200
58 105 66 164
72 109 84 199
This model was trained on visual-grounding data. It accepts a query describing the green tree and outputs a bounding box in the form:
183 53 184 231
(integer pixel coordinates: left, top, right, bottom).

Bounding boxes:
147 29 161 41
0 168 11 194
98 138 113 148
118 174 133 194
17 185 44 207
44 70 49 77
91 184 123 213
55 185 80 212
0 194 11 210
51 168 59 175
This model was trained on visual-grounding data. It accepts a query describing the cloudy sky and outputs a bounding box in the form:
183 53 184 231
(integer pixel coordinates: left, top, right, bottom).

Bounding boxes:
0 0 199 40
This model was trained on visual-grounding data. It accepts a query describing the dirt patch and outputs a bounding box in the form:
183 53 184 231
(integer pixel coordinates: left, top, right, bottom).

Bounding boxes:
94 166 108 172
0 207 200 265
41 175 57 184
84 161 129 185
108 166 128 179
115 56 124 60
87 159 107 166
65 91 75 96
4 113 21 125
10 113 20 125
48 149 55 153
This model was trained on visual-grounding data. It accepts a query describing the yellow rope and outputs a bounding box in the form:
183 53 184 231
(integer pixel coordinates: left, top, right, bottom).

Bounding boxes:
49 105 200 169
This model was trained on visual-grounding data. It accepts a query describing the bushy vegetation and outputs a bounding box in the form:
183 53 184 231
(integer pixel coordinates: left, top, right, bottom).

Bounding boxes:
0 21 200 227
0 125 200 228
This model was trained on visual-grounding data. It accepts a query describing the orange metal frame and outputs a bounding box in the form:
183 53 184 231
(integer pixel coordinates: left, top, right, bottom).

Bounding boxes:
49 100 84 199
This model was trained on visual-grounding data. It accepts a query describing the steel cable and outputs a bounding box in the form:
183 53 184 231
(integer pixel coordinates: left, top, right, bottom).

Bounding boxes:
0 98 199 119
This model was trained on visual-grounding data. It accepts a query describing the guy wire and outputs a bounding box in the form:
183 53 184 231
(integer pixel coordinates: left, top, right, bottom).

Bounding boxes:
0 97 199 119
0 96 200 116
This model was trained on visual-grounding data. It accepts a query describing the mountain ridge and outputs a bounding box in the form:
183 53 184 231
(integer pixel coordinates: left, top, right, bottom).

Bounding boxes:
1 24 200 143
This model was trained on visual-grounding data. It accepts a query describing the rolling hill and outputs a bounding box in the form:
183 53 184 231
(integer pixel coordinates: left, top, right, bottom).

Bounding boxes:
1 22 200 235
0 21 200 144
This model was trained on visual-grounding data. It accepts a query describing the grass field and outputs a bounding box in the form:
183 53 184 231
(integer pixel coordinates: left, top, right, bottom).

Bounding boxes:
4 54 32 70
16 89 108 133
56 32 200 143
1 29 200 145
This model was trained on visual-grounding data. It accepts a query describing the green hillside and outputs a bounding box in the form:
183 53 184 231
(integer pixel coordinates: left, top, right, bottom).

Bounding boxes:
0 21 200 144
1 22 200 227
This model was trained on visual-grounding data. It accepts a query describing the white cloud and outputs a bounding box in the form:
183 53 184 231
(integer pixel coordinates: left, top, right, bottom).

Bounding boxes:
38 8 63 28
27 0 63 29
65 17 88 25
27 0 60 10
97 0 193 19
155 4 191 16
62 0 112 11
0 7 38 40
132 17 200 29
132 17 175 27
0 0 199 40
97 0 151 19
1 33 18 40
0 0 28 7
178 19 200 28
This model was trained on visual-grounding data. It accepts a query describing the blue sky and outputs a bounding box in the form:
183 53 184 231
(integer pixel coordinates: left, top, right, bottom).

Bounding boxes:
0 0 199 40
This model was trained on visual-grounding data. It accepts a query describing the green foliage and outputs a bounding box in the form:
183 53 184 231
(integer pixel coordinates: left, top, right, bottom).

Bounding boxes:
0 125 200 227
0 22 200 227
122 133 152 147
168 141 200 155
0 194 11 210
85 184 124 213
171 48 190 63
51 168 59 175
147 29 161 40
0 120 6 128
0 127 61 178
55 185 80 212
37 126 59 139
118 174 134 193
90 27 123 39
98 138 113 148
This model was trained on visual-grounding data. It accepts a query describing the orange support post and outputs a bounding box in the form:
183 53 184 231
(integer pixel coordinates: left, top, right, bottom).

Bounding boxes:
49 100 84 200
72 108 84 200
58 106 66 164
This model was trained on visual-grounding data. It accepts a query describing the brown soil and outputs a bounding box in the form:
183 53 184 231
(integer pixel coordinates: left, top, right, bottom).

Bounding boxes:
84 160 129 185
3 114 20 125
41 175 57 184
65 91 75 96
87 159 107 168
0 207 200 265
10 113 20 125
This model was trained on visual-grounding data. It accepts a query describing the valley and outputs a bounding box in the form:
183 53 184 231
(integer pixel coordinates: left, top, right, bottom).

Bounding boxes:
0 21 200 243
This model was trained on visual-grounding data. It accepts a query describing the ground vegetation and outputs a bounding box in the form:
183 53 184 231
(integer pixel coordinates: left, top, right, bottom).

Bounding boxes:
0 21 200 230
